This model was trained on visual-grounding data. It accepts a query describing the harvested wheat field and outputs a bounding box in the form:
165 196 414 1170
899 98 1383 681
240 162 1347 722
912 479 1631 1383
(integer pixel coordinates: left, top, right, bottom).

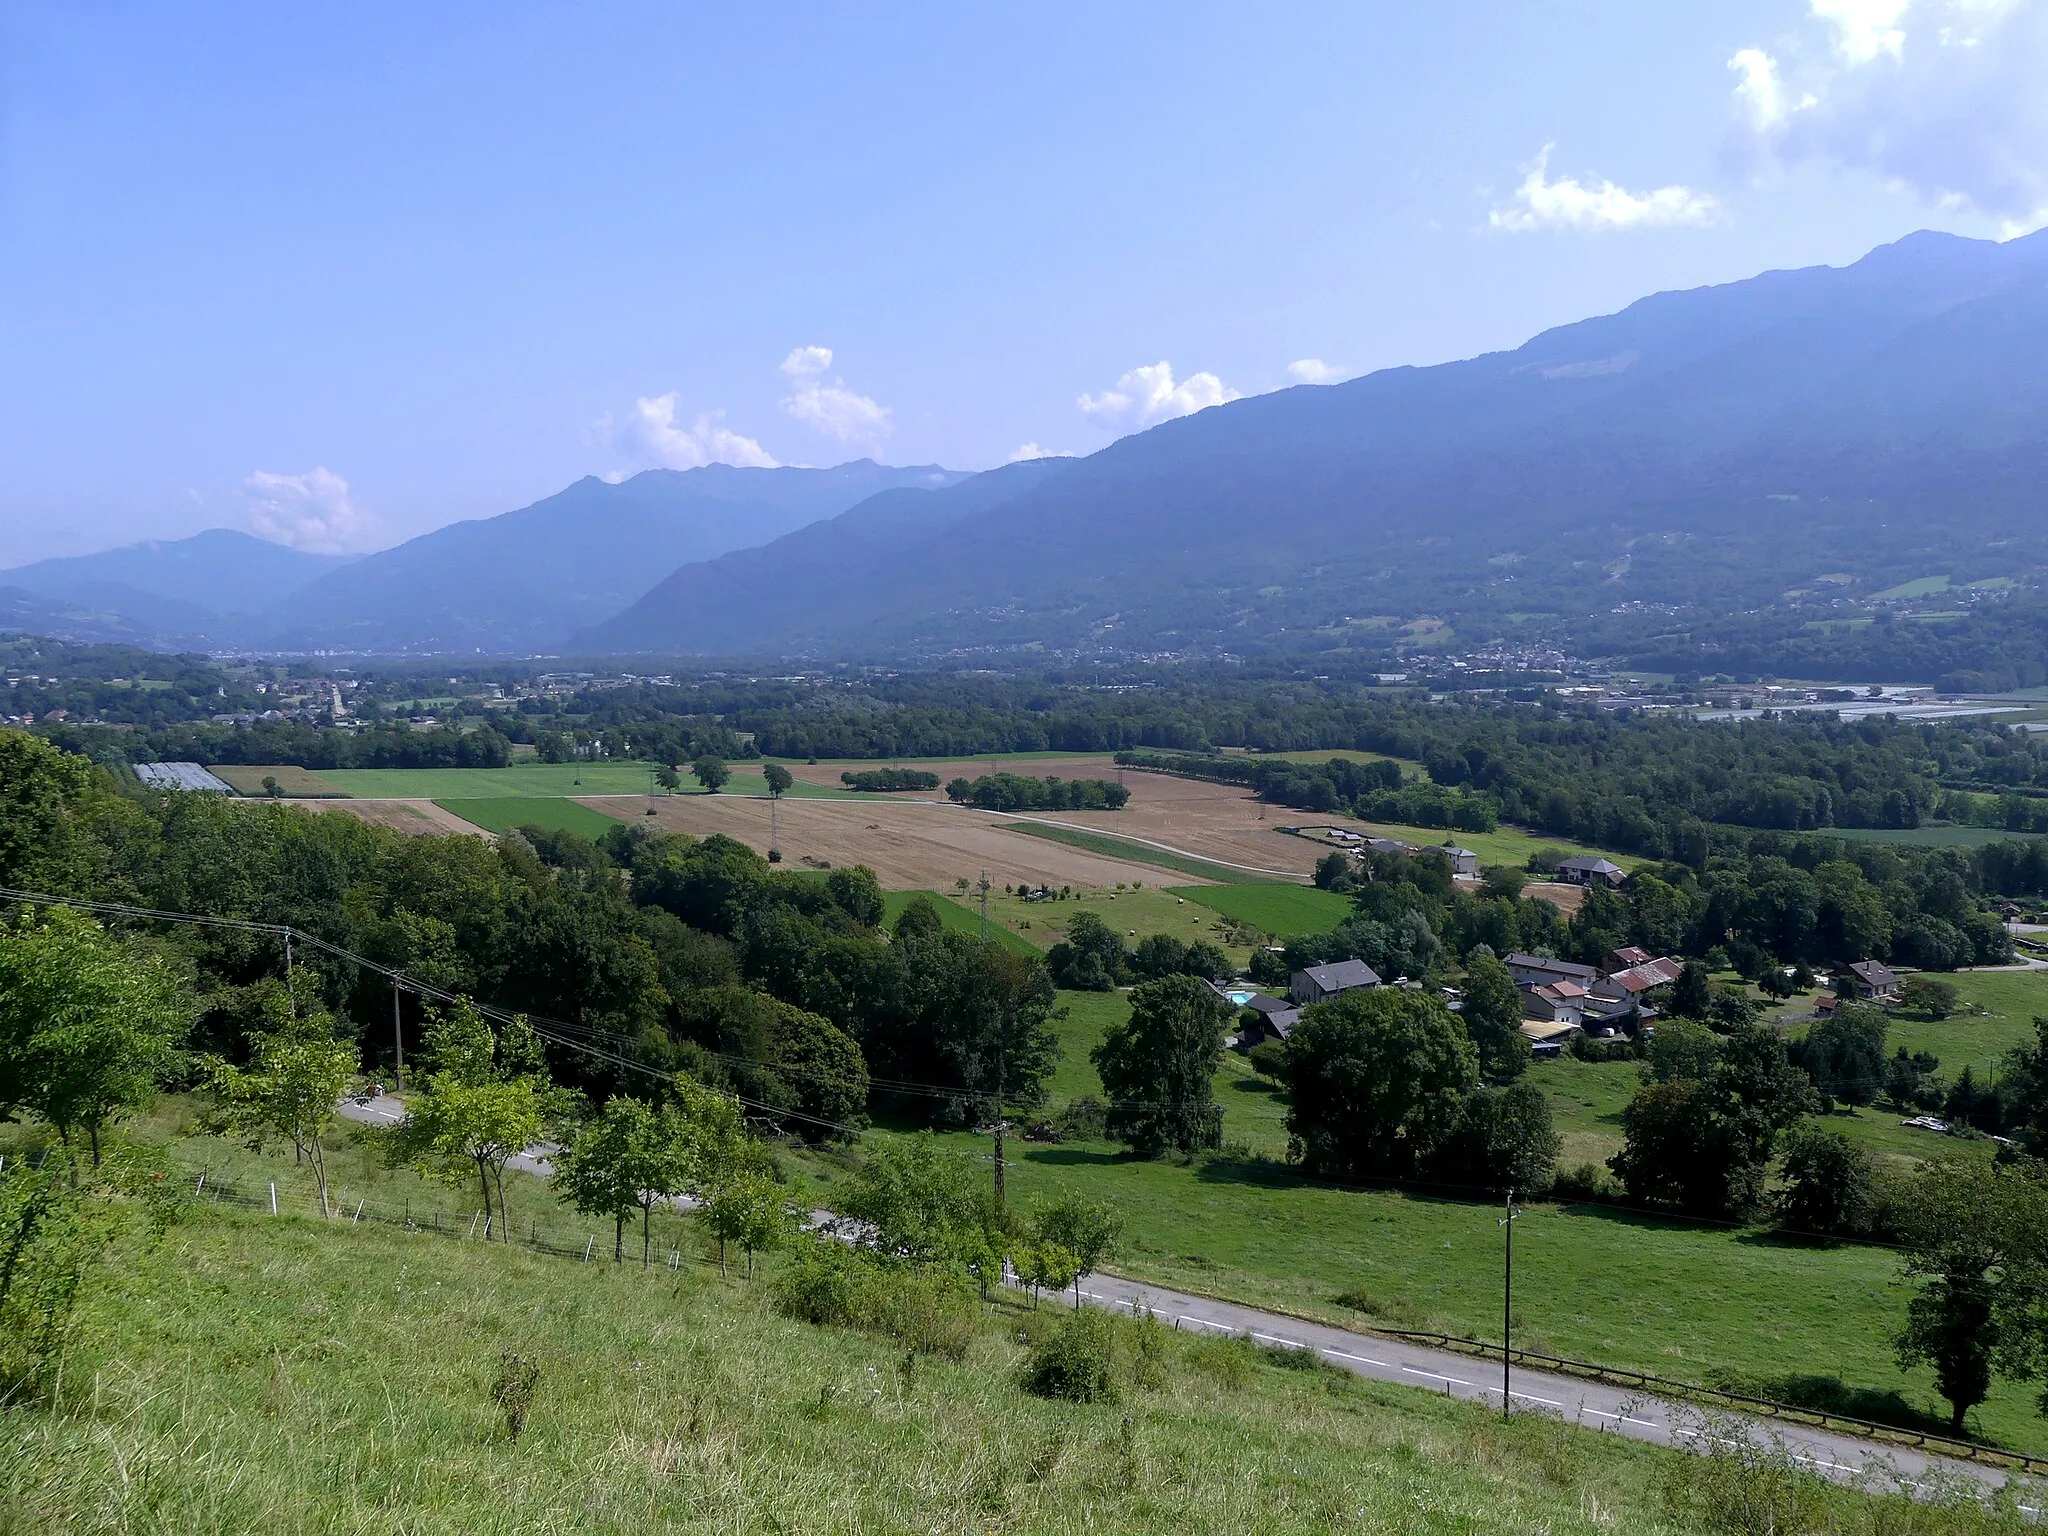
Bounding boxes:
1031 769 1324 877
303 798 494 838
1523 879 1586 915
208 763 350 796
783 754 1121 792
580 793 1188 890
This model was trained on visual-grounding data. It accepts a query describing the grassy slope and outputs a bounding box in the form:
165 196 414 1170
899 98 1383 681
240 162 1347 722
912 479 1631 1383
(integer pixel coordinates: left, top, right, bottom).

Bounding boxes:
1166 882 1354 938
436 797 628 839
8 1199 1824 1536
1336 819 1656 872
881 889 1044 958
322 763 854 799
987 888 1262 969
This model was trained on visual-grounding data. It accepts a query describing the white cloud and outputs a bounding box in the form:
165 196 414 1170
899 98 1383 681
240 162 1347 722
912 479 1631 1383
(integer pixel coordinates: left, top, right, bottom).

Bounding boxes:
779 345 833 380
245 467 372 554
1006 442 1074 462
603 394 779 471
1489 144 1720 232
778 344 893 444
1729 47 1799 130
1077 361 1241 428
1812 0 1910 63
1731 0 2048 221
1286 358 1348 385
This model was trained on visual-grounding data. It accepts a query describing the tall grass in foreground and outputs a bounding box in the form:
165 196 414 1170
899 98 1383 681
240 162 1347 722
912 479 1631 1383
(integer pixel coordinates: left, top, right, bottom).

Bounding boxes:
0 1203 2034 1534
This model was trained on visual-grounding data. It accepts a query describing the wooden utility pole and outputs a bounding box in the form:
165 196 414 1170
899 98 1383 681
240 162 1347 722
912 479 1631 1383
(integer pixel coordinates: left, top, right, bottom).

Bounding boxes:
978 869 991 940
392 979 405 1089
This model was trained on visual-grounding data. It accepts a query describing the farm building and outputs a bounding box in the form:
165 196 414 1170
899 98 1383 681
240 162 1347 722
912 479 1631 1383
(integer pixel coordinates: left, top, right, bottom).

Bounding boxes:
1839 959 1901 1001
1289 959 1381 1006
1504 953 1599 990
1521 980 1588 1028
1440 844 1479 877
1555 855 1627 888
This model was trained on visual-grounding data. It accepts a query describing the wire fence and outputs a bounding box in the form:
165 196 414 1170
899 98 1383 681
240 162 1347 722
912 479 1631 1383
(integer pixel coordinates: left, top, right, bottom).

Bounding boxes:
173 1161 719 1273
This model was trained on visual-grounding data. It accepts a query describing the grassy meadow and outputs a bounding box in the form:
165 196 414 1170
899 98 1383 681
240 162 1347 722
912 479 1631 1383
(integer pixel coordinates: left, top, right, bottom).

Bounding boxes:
319 762 854 800
881 889 1044 958
1166 881 1355 938
437 796 629 840
21 1197 1983 1536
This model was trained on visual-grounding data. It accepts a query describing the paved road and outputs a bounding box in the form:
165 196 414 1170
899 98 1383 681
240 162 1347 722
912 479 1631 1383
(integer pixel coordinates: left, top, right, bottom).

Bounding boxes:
333 1092 2034 1505
1067 1270 2036 1508
338 1092 555 1176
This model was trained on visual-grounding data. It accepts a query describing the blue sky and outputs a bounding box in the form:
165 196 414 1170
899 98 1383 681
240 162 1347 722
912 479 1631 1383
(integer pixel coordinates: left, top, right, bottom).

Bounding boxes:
3 1 2043 564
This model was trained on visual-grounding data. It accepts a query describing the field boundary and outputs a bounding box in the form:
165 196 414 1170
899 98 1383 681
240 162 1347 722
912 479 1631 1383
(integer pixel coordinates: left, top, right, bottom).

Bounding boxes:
994 815 1301 885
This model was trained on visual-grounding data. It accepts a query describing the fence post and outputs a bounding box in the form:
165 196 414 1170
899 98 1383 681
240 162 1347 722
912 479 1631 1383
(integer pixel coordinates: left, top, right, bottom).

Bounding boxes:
269 1182 278 1216
353 1200 364 1224
469 1213 481 1240
194 1173 206 1195
583 1235 594 1263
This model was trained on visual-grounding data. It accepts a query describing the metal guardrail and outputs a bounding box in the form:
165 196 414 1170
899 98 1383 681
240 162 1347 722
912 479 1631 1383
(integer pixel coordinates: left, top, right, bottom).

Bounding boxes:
1373 1326 2048 1476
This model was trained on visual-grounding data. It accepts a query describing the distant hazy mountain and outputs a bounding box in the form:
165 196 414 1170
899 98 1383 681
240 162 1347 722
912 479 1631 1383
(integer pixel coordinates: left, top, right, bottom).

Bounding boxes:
0 529 352 646
264 460 969 653
576 227 2048 659
576 459 1074 654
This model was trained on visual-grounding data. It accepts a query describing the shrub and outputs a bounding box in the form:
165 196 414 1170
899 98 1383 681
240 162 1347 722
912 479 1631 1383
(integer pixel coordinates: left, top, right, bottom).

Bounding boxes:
1020 1309 1120 1403
771 1241 977 1359
1550 1161 1620 1203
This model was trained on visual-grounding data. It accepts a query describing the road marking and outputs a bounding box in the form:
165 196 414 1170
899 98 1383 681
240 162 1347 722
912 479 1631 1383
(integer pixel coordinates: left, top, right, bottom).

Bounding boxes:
1319 1347 1392 1368
1402 1365 1472 1386
1582 1408 1662 1430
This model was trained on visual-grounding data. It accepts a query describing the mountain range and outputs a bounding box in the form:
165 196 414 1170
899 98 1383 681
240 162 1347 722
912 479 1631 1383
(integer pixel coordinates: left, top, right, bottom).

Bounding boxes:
583 225 2048 658
0 462 963 654
9 226 2047 662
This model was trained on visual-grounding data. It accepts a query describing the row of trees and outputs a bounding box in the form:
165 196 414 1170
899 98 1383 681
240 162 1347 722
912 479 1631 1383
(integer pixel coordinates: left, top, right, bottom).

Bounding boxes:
943 774 1131 812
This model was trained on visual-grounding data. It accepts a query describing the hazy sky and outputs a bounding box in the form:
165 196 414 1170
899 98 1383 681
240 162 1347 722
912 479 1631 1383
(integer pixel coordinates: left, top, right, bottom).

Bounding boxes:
3 1 2043 565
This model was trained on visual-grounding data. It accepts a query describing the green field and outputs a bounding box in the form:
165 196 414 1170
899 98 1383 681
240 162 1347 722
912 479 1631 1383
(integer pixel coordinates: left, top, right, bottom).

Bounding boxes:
1340 820 1653 873
18 1197 1847 1534
1824 825 2046 848
985 888 1263 968
881 889 1043 957
321 762 853 799
1003 819 1279 884
1166 882 1354 938
1871 575 1952 600
435 797 626 840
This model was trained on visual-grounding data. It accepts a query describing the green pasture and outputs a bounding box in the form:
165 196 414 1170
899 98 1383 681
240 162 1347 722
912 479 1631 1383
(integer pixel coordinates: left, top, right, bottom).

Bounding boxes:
880 889 1043 958
1870 575 1951 600
1166 882 1354 939
1340 819 1653 873
434 797 624 840
12 1197 1780 1533
321 762 851 799
985 887 1260 967
1824 825 2046 848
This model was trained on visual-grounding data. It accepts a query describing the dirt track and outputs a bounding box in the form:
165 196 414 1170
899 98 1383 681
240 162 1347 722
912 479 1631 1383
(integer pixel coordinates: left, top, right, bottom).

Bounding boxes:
580 794 1189 890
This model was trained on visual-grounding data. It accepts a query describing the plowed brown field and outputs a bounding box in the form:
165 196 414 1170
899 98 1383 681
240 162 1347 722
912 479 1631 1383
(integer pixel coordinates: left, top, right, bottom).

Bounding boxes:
580 793 1186 890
